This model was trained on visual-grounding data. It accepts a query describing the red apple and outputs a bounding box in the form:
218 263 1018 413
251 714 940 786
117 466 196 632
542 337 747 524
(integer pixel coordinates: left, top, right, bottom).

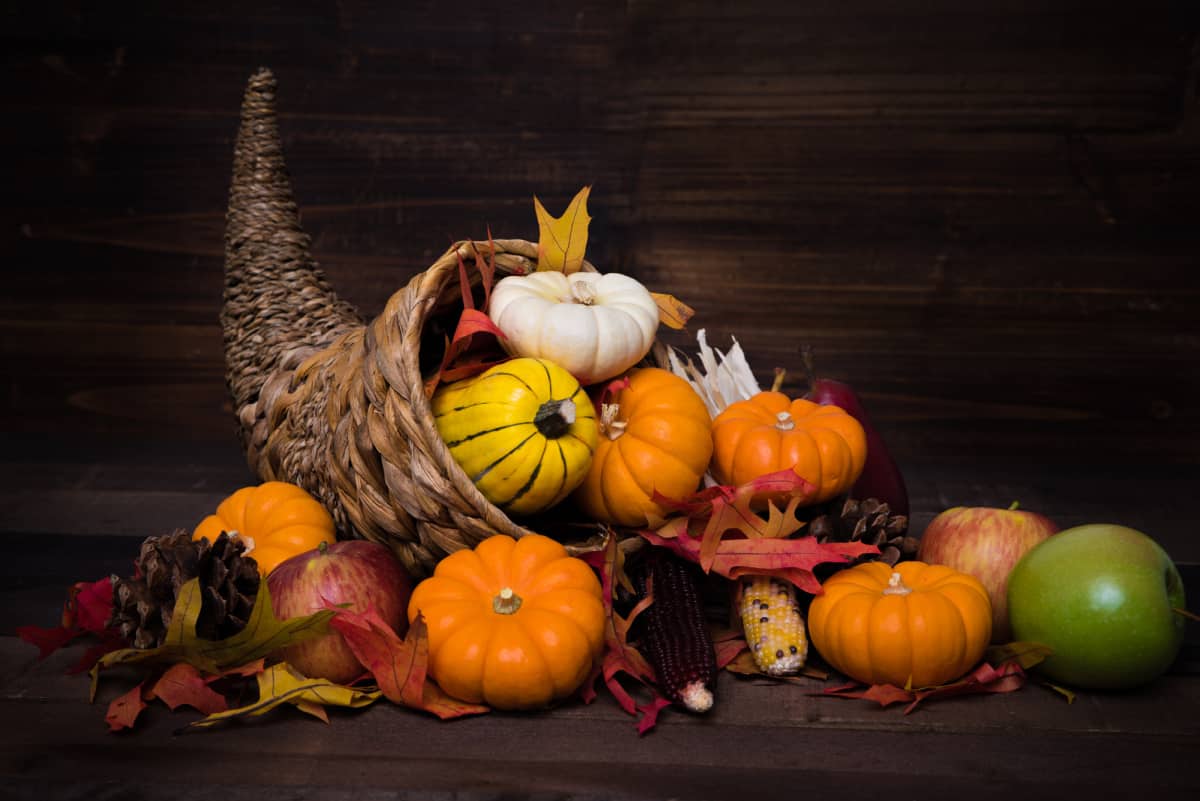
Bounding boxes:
267 540 413 684
917 503 1059 642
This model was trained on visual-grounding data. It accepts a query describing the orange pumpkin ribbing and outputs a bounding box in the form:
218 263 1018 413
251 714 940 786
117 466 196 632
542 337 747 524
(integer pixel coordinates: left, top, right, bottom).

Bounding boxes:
573 368 713 527
808 560 992 688
711 391 866 505
407 534 605 710
193 481 335 576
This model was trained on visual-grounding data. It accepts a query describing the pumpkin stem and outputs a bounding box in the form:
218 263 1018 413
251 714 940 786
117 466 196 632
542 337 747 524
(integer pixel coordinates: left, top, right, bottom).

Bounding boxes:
534 399 576 439
774 411 795 431
882 571 913 596
771 368 786 393
599 402 627 441
493 586 524 615
570 281 597 305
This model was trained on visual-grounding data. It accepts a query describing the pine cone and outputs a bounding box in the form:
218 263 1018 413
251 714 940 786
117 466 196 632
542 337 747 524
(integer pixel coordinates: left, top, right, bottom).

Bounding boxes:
810 497 916 567
109 529 260 649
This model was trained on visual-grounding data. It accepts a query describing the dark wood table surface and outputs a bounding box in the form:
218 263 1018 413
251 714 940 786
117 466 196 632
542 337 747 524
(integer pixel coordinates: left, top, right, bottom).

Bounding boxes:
4 2 1200 798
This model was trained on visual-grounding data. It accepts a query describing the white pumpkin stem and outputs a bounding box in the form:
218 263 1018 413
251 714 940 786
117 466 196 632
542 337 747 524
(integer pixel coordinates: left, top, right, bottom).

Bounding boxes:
600 402 627 441
774 411 795 431
570 281 597 305
882 572 913 596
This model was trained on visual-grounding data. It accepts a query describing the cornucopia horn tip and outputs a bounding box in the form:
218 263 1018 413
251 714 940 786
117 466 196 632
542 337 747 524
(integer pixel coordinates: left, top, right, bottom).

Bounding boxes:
221 67 360 430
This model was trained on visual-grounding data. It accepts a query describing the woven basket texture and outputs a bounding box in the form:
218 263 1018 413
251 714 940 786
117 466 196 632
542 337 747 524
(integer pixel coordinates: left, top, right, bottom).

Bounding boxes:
223 68 602 577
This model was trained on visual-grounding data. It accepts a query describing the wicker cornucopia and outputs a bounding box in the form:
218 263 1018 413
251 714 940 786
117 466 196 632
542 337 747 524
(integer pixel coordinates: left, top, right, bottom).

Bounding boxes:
222 68 607 577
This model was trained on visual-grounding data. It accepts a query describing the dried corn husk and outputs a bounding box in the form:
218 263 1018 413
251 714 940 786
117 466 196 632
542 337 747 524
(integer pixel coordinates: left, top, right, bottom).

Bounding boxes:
653 329 761 420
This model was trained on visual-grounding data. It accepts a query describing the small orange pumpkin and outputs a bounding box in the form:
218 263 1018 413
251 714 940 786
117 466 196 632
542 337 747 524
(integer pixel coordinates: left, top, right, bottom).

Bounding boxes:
193 481 335 576
710 391 866 505
807 561 992 688
572 367 713 527
407 534 605 710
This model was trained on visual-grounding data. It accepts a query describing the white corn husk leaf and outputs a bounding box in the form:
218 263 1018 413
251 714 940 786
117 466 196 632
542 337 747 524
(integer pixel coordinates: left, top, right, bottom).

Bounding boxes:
656 329 762 488
659 328 762 420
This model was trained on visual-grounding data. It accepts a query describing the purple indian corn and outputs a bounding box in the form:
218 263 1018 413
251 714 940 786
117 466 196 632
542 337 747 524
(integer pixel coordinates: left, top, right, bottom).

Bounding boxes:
636 548 718 713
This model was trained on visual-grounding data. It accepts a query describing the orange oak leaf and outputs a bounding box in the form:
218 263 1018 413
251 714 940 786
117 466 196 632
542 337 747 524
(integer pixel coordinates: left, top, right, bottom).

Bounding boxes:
146 662 228 716
644 470 878 594
327 603 489 720
106 681 149 732
641 528 877 596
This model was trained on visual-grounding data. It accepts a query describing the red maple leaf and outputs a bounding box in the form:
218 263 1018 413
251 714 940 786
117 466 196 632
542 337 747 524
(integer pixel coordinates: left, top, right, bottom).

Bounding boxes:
641 471 879 595
820 660 1030 714
328 603 489 720
18 576 126 671
423 234 510 398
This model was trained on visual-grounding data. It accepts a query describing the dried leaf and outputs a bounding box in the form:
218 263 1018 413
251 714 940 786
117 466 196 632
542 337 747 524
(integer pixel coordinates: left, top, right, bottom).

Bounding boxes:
18 576 120 661
91 578 334 695
651 292 695 330
16 624 80 661
106 680 149 732
68 576 117 634
423 242 508 398
329 604 489 720
535 186 591 274
1043 681 1077 704
186 663 381 730
641 473 879 594
711 629 749 669
819 660 1029 714
985 641 1054 671
146 663 228 716
725 652 829 682
580 532 673 734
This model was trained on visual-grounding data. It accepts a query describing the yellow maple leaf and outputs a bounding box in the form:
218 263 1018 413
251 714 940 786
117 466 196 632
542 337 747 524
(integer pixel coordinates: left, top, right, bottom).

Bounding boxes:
534 185 591 273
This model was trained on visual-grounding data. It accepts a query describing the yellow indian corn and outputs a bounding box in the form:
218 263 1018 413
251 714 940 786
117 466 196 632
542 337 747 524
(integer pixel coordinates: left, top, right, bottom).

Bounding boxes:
740 575 808 676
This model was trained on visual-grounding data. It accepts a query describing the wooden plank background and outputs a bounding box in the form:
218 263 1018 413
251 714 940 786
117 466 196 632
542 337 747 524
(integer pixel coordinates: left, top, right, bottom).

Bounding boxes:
4 1 1198 472
3 5 1200 798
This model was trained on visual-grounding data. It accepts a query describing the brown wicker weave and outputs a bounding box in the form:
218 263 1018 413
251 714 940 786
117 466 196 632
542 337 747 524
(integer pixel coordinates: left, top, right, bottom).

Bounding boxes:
222 68 602 577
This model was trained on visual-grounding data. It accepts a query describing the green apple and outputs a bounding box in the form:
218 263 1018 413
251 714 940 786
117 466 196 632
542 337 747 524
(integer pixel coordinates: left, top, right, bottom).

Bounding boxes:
1007 524 1186 689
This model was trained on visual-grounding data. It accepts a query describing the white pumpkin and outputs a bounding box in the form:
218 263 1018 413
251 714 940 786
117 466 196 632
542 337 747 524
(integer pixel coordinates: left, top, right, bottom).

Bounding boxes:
488 271 659 386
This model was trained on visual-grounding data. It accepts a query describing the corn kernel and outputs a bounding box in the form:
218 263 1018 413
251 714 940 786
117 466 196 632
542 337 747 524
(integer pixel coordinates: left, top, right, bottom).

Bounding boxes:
739 575 808 676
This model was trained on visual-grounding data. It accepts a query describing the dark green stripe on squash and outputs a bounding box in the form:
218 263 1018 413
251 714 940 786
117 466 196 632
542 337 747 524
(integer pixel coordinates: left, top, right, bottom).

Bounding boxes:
471 430 537 484
497 439 548 510
444 421 530 448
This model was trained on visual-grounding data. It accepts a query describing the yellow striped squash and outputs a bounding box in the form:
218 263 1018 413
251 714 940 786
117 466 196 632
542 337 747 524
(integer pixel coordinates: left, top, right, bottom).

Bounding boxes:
432 358 598 516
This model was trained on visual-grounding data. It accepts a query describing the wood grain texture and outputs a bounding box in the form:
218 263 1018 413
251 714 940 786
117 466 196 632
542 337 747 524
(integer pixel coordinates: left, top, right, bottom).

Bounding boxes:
5 1 1197 472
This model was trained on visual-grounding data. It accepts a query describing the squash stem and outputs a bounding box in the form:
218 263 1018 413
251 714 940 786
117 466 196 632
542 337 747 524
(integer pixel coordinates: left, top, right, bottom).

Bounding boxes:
534 399 576 439
600 402 627 441
493 587 523 615
771 368 786 393
882 572 913 596
774 411 795 431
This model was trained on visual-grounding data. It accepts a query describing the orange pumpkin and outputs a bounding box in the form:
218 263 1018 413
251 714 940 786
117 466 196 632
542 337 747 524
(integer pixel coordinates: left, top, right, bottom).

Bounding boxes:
710 391 866 505
573 367 713 527
407 534 605 710
193 481 335 576
807 561 992 688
